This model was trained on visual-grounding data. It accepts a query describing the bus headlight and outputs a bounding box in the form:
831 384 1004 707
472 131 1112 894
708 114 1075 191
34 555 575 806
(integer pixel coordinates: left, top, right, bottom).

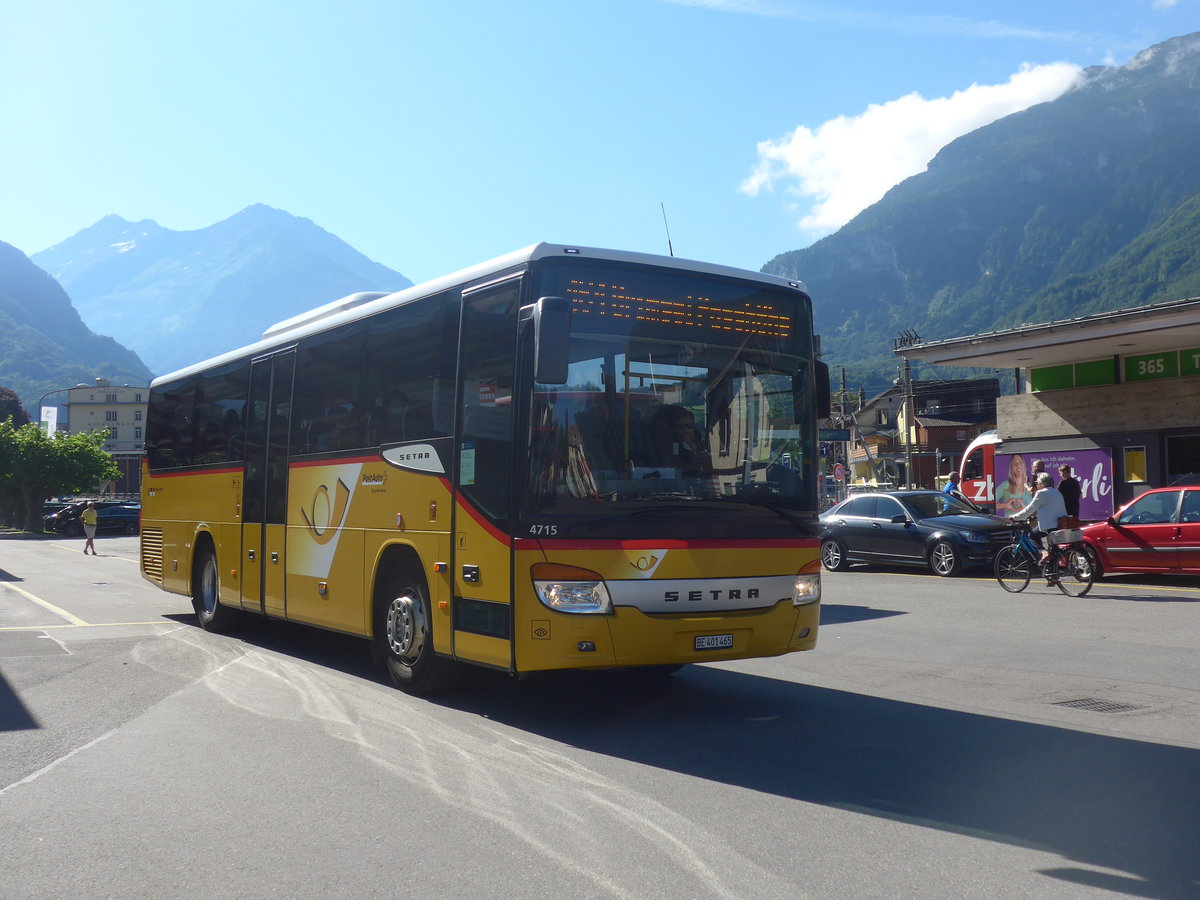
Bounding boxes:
792 573 821 606
532 563 612 615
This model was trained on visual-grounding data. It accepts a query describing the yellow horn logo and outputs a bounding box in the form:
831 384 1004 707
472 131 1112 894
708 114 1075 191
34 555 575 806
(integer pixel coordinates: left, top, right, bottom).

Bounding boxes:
300 477 351 545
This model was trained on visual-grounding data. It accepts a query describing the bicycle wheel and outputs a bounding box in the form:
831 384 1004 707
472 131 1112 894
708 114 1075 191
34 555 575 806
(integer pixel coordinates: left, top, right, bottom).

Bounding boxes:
994 546 1031 593
1055 547 1094 598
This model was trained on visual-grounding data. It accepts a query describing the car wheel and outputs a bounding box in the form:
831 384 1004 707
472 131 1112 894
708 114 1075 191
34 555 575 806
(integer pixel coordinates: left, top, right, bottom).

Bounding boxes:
1082 544 1103 579
820 538 850 572
929 539 961 577
124 521 139 535
374 566 458 695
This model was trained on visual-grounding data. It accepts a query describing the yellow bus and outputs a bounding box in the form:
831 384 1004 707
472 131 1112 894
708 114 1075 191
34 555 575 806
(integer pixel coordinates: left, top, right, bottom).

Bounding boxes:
141 244 829 693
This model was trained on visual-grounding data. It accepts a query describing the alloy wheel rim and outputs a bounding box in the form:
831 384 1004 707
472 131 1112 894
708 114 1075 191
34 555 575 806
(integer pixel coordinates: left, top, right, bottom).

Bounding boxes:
386 592 426 664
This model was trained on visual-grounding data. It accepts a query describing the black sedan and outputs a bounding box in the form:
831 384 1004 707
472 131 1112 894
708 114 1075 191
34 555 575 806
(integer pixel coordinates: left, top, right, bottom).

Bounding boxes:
44 501 141 536
819 490 1015 576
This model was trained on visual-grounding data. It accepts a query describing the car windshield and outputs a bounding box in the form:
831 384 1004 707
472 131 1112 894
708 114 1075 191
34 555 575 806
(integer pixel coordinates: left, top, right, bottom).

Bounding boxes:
902 493 981 519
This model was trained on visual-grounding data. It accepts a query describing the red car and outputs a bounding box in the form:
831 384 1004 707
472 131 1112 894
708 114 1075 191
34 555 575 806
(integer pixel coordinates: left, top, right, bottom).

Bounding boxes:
1082 485 1200 576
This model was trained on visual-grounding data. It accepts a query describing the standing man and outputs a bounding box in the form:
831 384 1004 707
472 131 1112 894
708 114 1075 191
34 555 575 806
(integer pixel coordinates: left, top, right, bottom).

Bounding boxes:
81 501 98 556
1031 459 1054 487
1058 464 1082 519
943 470 966 504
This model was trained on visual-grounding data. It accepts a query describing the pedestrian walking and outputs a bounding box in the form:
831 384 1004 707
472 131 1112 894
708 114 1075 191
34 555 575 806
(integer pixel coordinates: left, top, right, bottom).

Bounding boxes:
81 501 98 556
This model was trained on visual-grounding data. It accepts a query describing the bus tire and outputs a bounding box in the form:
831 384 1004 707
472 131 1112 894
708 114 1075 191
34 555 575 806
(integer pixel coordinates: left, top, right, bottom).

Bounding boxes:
192 543 242 633
375 566 458 696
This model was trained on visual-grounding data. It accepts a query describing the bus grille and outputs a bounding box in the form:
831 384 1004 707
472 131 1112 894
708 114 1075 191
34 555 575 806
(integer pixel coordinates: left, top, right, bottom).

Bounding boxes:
142 528 164 581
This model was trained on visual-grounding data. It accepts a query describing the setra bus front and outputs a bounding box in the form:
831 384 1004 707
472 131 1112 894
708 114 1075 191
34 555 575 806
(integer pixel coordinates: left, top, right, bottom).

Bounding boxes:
450 253 826 681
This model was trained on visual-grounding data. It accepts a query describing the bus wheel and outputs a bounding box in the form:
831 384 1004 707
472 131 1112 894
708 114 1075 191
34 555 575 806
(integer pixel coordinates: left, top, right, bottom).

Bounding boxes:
192 545 242 633
375 568 458 695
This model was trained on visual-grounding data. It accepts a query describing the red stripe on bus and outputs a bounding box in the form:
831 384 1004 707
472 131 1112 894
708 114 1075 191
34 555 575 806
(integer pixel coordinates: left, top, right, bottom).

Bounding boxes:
145 465 245 479
455 497 511 544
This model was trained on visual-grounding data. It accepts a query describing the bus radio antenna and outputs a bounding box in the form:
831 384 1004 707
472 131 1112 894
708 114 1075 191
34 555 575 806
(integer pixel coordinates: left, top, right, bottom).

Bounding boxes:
660 202 675 257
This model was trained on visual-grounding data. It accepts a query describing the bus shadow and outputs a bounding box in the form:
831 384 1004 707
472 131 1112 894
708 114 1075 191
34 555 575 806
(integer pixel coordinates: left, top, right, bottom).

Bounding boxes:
819 603 905 624
443 665 1200 900
181 614 1199 898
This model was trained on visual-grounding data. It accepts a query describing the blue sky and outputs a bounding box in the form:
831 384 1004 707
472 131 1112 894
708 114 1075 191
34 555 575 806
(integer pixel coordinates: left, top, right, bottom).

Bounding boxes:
2 1 1196 286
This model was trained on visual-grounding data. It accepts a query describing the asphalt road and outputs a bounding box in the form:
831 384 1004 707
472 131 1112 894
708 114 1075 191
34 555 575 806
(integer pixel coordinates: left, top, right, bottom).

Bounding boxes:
2 534 1198 899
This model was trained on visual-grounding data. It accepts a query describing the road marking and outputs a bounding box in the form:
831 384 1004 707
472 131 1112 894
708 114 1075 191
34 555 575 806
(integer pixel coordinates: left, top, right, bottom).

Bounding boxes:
829 571 1200 593
0 728 119 796
48 543 139 563
0 581 89 626
0 622 184 632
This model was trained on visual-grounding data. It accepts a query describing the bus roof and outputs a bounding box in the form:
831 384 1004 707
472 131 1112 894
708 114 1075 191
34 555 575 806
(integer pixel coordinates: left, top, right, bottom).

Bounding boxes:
150 243 811 387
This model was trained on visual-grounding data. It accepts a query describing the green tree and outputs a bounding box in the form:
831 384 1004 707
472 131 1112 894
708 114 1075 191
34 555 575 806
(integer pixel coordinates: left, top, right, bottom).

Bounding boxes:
0 386 30 426
0 421 118 532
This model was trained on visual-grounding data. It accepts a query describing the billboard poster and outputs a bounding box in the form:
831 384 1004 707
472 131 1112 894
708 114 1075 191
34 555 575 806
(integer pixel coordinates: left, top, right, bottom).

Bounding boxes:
39 406 58 436
994 449 1114 521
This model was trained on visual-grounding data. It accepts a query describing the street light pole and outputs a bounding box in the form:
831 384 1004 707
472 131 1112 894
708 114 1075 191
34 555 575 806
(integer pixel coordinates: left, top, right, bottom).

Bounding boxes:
36 387 73 435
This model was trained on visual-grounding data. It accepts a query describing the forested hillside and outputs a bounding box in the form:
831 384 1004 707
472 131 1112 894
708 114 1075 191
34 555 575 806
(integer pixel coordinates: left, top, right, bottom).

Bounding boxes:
763 32 1200 390
0 241 152 415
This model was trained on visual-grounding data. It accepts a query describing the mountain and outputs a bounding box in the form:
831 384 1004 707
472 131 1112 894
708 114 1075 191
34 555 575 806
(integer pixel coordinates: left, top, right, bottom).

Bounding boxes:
0 241 154 415
762 32 1200 392
32 204 413 376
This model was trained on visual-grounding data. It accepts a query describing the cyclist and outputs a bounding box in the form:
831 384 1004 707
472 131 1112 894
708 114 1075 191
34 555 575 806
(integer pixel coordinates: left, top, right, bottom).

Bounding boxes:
1011 471 1067 566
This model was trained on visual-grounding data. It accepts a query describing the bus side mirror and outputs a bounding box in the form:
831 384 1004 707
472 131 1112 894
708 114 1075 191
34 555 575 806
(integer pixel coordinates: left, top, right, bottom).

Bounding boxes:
795 360 831 420
533 296 571 384
815 360 831 418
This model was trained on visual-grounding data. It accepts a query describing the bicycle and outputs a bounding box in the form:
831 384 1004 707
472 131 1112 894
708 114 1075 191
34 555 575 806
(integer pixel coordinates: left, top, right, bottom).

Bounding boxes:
994 521 1093 597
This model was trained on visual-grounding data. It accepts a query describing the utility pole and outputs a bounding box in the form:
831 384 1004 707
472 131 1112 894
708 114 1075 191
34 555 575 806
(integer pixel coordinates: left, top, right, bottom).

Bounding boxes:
893 330 923 489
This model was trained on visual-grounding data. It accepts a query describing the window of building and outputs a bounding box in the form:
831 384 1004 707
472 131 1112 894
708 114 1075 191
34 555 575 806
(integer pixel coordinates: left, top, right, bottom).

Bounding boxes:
105 411 118 421
135 410 142 421
108 426 118 439
1124 446 1146 483
135 427 142 440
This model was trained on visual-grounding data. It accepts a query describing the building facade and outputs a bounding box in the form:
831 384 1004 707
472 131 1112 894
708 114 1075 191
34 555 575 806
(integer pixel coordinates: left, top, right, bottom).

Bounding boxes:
896 297 1200 514
844 379 998 488
63 379 148 495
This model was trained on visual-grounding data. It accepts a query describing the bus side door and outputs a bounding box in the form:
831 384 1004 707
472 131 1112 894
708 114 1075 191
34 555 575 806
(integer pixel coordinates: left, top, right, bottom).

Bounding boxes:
241 350 295 617
451 277 522 671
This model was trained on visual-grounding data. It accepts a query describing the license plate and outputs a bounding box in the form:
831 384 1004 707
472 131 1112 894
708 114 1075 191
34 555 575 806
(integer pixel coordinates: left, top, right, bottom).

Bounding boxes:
694 633 734 651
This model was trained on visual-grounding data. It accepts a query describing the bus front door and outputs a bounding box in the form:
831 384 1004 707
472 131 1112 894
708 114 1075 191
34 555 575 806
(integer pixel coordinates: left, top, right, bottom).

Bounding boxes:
451 278 522 671
241 350 295 618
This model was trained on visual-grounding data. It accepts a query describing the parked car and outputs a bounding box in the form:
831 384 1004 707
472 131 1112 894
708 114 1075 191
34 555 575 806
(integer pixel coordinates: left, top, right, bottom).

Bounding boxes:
44 501 141 536
819 490 1015 576
1081 484 1200 577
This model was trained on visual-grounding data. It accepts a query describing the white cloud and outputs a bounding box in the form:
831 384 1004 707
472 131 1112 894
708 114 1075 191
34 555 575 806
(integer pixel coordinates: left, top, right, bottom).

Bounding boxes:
742 62 1083 239
1153 0 1181 9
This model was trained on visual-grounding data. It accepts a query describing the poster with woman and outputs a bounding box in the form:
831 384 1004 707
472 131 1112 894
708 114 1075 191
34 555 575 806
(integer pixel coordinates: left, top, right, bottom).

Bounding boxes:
995 453 1032 515
994 449 1114 520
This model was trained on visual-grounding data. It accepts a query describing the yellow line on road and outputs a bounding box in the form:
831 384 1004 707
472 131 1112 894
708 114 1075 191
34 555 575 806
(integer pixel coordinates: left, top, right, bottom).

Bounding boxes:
0 582 89 626
831 570 1200 593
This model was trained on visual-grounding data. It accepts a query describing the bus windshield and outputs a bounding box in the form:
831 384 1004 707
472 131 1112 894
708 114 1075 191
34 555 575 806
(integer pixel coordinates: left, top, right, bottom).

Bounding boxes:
522 262 818 539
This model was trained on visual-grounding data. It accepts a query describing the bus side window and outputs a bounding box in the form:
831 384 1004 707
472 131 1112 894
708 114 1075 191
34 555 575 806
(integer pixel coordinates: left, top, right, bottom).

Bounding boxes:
963 449 983 480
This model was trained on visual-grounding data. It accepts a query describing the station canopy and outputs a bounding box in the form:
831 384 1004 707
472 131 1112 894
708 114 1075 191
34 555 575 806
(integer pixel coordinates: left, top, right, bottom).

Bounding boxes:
894 297 1200 369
